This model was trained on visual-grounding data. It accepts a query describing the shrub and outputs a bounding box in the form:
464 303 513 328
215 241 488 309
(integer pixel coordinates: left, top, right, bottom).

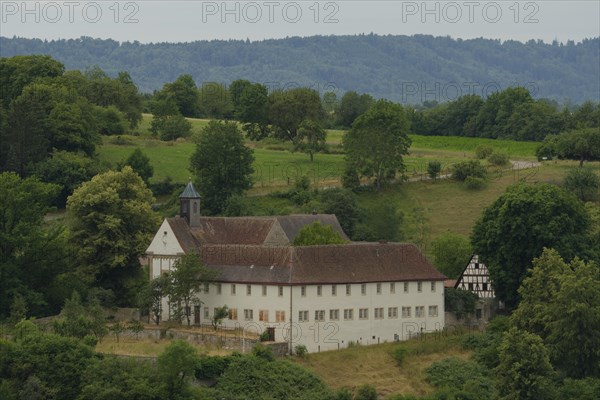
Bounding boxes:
464 176 486 190
488 151 510 166
109 136 134 146
426 357 490 389
259 330 270 342
295 344 308 358
445 288 478 319
451 160 487 181
342 164 360 190
427 161 442 179
195 353 242 380
252 343 275 361
354 384 377 400
475 145 493 159
391 346 409 366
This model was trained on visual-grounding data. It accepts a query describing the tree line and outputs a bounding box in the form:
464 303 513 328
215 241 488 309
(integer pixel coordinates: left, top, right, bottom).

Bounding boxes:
2 35 598 103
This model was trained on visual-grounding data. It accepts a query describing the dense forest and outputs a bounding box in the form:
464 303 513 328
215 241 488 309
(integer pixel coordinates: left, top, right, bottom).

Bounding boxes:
1 35 598 104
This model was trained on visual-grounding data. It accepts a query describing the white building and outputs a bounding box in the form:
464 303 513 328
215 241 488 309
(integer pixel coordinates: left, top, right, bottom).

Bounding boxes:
146 182 446 353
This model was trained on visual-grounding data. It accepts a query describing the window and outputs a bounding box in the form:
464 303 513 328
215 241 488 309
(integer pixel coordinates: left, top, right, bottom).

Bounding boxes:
390 283 395 294
204 283 210 293
431 282 436 292
262 285 267 296
402 306 411 318
346 284 351 295
204 307 209 319
404 282 409 293
298 310 309 322
216 283 222 295
317 285 322 296
229 308 238 320
315 310 325 322
474 262 479 269
469 282 474 291
244 309 253 321
259 310 269 322
483 283 488 291
343 309 354 320
415 306 425 318
361 283 367 295
331 285 337 296
359 308 369 319
301 286 306 297
376 283 382 294
388 307 398 318
374 307 384 319
330 309 339 320
278 286 284 297
231 284 236 295
246 285 252 296
428 306 438 317
276 310 286 322
417 282 422 292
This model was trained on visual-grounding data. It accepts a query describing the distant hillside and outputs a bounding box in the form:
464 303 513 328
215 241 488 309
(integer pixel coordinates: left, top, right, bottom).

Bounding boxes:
1 35 598 104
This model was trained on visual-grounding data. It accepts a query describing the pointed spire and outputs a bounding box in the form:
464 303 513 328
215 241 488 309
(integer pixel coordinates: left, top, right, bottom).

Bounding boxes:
180 180 201 199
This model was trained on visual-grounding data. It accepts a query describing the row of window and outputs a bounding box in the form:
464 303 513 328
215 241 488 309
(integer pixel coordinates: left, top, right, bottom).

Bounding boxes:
210 306 439 323
203 282 438 297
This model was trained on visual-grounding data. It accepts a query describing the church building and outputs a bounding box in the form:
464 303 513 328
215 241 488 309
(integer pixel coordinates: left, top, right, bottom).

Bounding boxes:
146 182 446 353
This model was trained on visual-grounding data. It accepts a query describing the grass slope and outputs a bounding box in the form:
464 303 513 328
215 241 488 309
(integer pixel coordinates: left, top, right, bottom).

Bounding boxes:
295 332 472 399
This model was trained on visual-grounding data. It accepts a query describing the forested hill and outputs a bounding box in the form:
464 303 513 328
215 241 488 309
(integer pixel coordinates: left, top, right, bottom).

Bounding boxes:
1 35 598 103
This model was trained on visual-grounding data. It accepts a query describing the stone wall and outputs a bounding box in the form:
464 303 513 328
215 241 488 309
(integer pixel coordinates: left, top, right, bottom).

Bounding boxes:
121 325 289 355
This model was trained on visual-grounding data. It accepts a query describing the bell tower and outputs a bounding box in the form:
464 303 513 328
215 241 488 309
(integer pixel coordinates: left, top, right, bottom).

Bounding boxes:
180 181 201 227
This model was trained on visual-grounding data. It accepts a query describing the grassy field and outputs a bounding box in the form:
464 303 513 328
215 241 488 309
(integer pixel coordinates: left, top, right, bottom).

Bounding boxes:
295 331 473 398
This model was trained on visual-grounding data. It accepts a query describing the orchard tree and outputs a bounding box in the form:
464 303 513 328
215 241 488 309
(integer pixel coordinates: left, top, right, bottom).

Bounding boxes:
234 81 270 140
563 166 600 202
190 120 254 214
294 119 327 161
343 100 411 190
471 183 592 308
149 97 192 141
67 167 160 305
539 128 600 166
268 87 324 142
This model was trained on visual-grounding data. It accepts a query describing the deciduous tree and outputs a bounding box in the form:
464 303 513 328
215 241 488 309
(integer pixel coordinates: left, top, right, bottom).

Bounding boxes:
67 167 160 305
190 121 254 215
471 183 591 308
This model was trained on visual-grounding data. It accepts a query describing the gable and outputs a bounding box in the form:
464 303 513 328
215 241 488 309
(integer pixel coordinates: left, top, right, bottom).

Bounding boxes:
146 219 185 256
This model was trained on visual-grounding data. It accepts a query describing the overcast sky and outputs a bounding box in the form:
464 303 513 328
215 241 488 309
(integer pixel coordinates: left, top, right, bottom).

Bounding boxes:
1 1 598 43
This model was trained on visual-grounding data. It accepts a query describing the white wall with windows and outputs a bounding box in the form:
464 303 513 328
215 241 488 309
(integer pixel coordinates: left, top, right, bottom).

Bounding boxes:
175 280 445 353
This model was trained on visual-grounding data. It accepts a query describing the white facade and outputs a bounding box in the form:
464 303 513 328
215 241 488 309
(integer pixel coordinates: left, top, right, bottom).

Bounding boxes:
146 212 446 354
148 262 444 353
